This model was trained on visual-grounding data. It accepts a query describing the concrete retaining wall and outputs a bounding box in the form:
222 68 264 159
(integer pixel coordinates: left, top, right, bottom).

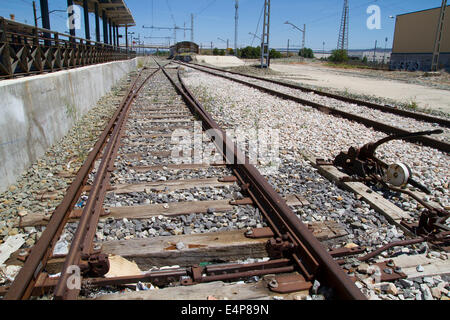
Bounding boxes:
0 58 138 192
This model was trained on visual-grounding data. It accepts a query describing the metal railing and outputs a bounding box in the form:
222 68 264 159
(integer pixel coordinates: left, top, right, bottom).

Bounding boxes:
0 17 136 79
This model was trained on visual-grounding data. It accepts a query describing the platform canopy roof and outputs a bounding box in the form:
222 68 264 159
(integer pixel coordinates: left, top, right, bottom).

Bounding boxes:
73 0 135 27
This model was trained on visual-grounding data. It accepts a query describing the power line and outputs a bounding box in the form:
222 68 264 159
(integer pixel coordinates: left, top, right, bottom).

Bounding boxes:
166 0 176 25
196 0 217 17
251 2 265 47
285 21 306 51
303 0 374 27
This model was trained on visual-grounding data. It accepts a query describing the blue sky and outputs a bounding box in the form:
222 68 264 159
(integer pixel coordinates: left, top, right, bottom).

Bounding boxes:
0 0 444 50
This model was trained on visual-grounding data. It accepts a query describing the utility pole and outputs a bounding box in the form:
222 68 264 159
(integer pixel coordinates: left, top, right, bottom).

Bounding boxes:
218 37 230 54
261 0 271 68
32 1 38 28
287 39 290 57
302 24 306 51
382 37 388 64
125 25 128 53
431 0 447 71
135 33 141 55
40 0 51 45
128 31 134 51
373 40 377 63
191 13 194 42
235 0 239 56
285 21 306 53
174 24 177 44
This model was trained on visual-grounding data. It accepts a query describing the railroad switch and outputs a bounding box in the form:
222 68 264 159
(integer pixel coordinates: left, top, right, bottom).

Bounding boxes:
79 253 110 278
266 237 295 259
332 129 442 194
329 129 449 249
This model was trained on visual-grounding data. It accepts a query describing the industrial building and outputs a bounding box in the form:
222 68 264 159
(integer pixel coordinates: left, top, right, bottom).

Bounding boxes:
390 5 449 71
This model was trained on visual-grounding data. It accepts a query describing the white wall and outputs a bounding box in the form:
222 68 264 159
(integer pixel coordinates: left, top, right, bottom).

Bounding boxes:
0 59 138 192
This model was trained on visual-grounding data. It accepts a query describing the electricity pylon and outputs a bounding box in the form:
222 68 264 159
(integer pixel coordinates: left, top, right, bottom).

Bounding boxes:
261 0 271 68
337 0 349 51
431 0 447 71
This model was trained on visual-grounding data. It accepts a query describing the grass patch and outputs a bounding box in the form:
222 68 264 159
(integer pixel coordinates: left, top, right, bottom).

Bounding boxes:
406 100 419 110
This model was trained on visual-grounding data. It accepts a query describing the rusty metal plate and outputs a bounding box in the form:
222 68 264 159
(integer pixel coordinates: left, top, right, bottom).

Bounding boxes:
245 227 274 239
230 198 254 206
373 261 407 282
268 274 312 294
219 176 238 183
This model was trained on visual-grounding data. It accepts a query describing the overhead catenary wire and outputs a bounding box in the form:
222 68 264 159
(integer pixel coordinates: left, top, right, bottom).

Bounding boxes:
251 2 265 47
166 0 176 25
196 0 218 17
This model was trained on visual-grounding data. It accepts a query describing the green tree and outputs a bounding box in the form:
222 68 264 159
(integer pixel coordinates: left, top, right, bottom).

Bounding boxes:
212 48 220 55
299 48 314 58
154 50 169 57
239 46 261 59
329 49 349 63
269 49 282 59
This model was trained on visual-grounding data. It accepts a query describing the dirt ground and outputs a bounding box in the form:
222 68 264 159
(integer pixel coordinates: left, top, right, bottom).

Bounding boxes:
267 61 450 115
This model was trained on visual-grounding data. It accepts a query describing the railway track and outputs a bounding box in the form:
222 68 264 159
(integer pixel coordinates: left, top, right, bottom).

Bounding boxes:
173 60 450 299
180 62 450 128
1 60 372 300
176 61 450 153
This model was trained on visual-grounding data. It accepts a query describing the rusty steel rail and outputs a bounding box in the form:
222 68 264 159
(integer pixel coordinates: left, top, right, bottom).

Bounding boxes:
156 60 366 300
4 59 364 300
0 259 295 297
358 238 426 262
182 61 450 128
3 67 155 300
177 62 450 153
53 67 162 300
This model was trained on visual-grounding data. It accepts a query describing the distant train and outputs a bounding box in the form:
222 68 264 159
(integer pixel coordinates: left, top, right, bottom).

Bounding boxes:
169 41 199 62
